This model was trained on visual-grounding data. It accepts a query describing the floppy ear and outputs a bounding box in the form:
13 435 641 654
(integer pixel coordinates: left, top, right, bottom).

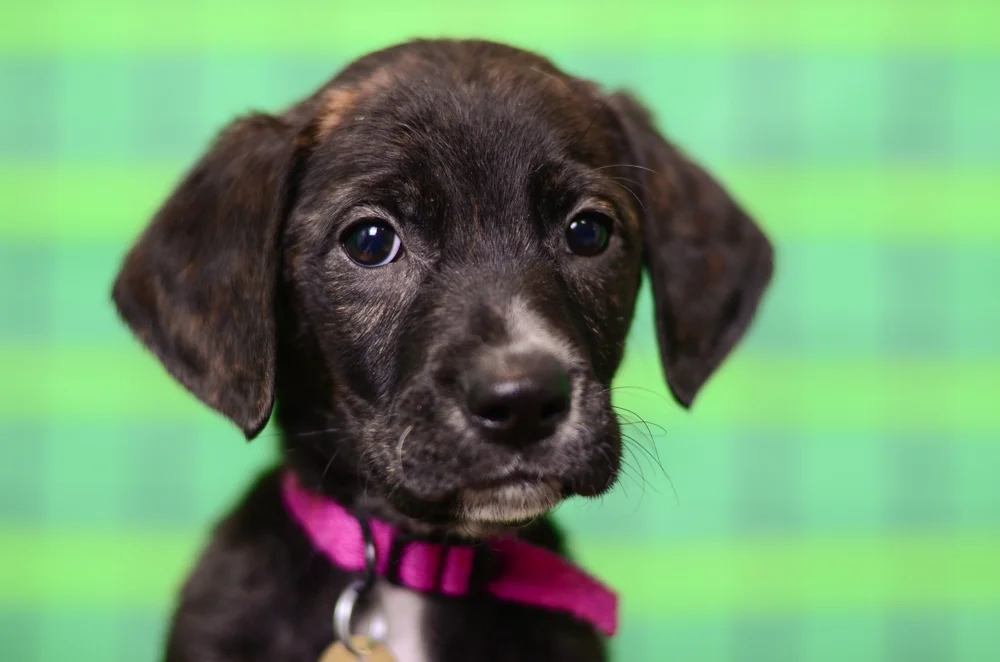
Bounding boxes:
608 92 774 407
112 113 299 439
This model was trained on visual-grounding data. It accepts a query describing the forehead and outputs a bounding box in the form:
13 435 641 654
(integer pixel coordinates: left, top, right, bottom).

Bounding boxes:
308 55 617 194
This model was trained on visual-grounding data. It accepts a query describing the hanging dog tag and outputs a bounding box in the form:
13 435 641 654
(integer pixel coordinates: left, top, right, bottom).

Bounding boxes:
319 636 397 662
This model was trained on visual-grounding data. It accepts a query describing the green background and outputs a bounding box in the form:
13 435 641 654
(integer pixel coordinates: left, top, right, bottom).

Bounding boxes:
1 1 998 660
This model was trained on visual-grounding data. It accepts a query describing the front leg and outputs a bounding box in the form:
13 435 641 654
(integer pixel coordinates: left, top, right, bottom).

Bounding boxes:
164 470 346 662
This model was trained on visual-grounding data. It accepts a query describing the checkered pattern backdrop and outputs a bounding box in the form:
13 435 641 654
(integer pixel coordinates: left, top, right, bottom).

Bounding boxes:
1 1 998 660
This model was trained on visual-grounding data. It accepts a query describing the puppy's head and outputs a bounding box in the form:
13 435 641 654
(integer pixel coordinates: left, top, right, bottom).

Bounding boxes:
112 40 772 530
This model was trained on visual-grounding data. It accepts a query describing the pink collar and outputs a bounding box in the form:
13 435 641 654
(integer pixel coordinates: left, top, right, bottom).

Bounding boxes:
281 471 618 636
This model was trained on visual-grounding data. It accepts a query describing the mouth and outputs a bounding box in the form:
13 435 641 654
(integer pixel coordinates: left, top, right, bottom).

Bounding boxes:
459 474 563 524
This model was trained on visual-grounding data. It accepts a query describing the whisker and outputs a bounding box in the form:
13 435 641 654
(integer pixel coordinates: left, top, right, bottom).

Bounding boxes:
396 425 413 483
608 385 674 406
608 180 646 215
614 415 668 440
625 438 672 499
620 434 655 479
617 453 650 514
605 175 651 194
593 163 661 176
612 404 663 442
621 433 678 506
281 426 343 439
320 446 341 484
619 419 666 469
575 95 612 148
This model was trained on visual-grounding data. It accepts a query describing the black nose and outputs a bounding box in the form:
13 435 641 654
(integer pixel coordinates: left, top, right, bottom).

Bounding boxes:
465 352 571 446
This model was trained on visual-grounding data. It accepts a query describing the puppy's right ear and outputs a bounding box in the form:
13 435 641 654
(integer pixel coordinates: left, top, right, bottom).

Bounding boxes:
112 113 300 439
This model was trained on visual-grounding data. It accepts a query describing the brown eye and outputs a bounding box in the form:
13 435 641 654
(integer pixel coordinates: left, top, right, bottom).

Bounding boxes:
566 212 612 256
342 220 402 267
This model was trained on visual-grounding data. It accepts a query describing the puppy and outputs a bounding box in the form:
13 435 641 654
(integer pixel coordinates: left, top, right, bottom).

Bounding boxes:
112 39 773 662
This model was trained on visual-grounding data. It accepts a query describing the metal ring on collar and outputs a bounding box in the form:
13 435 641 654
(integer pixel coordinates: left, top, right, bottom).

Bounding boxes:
358 515 377 589
332 515 381 658
333 577 369 657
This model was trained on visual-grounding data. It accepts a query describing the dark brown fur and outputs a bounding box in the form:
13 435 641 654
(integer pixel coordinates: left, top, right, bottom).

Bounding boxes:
112 39 773 661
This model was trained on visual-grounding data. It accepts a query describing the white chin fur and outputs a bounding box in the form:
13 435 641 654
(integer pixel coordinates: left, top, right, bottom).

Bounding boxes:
460 480 562 524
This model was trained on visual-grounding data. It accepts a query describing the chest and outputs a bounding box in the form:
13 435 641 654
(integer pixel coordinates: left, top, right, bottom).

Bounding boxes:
317 579 604 662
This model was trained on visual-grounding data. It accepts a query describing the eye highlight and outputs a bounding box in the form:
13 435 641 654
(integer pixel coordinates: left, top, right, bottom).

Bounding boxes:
565 211 612 256
342 220 402 267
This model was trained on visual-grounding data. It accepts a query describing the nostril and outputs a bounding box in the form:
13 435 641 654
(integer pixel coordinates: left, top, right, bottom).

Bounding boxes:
467 382 518 430
539 393 569 424
478 403 513 426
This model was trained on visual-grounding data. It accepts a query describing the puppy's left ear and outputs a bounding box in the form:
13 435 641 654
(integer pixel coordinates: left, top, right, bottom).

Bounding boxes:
608 92 774 407
112 113 300 439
